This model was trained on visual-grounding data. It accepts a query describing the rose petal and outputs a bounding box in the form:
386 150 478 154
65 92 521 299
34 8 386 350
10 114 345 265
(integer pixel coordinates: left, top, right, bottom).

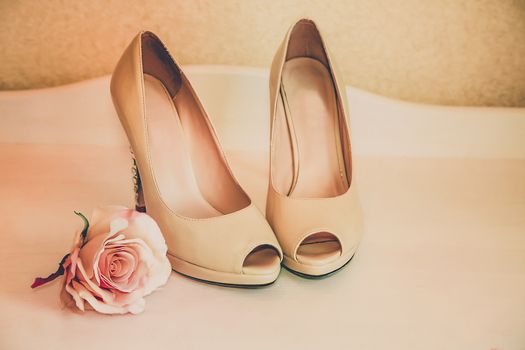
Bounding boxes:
102 238 157 292
66 264 146 315
73 280 129 315
75 259 115 303
92 233 126 284
67 280 86 311
99 247 140 292
126 298 146 315
79 219 128 281
108 251 136 281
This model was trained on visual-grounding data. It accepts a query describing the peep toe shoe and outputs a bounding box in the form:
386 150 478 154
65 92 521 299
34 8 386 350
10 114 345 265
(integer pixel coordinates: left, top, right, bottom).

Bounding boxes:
266 19 363 278
111 31 282 286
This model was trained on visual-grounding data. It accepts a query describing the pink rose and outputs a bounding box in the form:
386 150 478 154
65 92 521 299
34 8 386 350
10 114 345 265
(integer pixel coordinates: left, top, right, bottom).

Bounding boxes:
60 206 171 314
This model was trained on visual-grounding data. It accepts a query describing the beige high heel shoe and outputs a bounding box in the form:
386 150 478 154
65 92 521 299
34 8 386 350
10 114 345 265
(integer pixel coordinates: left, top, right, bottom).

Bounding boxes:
111 31 282 286
266 19 363 278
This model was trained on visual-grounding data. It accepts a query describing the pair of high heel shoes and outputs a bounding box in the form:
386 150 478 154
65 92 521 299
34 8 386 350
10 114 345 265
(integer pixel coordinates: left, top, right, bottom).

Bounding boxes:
110 19 363 286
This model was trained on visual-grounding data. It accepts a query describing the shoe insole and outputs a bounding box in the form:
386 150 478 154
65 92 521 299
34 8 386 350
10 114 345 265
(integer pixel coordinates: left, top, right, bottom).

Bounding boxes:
144 74 222 219
280 57 348 198
296 232 341 265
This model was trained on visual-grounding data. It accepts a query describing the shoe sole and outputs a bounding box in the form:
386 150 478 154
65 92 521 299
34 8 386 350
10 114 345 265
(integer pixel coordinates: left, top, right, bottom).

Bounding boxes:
172 269 278 289
282 253 355 279
168 253 281 287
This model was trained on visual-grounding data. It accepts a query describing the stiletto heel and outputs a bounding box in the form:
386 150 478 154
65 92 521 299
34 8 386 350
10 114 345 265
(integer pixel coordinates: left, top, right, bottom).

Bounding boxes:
266 19 363 278
131 151 146 213
111 31 282 286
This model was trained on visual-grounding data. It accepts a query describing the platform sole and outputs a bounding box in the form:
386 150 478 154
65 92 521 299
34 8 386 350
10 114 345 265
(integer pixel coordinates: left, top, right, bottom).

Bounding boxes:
168 253 281 287
282 251 356 279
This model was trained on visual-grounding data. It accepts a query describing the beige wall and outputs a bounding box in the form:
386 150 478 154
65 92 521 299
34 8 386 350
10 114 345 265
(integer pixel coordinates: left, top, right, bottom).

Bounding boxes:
1 0 524 107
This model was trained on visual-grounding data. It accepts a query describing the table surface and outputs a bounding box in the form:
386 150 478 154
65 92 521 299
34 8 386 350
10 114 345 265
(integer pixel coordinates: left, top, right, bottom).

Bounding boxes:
1 66 524 350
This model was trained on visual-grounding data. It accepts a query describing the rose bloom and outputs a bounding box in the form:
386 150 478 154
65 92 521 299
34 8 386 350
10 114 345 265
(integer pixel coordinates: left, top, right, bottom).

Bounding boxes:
61 206 171 314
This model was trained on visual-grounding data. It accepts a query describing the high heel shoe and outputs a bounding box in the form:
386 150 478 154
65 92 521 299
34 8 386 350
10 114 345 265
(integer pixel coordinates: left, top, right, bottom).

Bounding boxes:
111 31 282 286
266 19 363 278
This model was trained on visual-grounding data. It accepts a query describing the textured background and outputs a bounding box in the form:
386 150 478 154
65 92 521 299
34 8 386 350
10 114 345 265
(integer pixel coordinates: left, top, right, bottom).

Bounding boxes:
1 0 525 106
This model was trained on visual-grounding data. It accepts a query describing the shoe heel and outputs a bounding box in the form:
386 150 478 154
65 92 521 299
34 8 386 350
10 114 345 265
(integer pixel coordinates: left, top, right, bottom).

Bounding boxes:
131 150 146 213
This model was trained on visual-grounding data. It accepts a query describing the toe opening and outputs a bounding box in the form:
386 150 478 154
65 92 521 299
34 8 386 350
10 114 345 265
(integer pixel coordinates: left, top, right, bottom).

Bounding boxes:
242 245 281 275
296 232 341 266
